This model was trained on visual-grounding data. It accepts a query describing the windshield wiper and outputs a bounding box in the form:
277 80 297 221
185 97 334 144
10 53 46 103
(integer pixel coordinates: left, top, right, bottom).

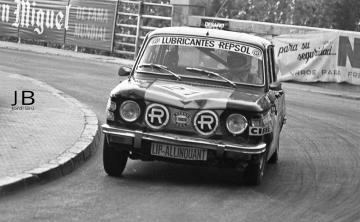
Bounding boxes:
138 63 181 80
185 67 236 87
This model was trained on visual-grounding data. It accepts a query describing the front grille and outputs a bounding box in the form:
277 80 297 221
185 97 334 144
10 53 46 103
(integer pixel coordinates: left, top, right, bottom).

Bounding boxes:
166 108 197 133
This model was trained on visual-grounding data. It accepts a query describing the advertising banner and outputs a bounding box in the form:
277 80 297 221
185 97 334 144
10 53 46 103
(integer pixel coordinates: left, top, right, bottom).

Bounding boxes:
17 0 69 44
65 0 117 51
0 0 21 38
273 32 360 85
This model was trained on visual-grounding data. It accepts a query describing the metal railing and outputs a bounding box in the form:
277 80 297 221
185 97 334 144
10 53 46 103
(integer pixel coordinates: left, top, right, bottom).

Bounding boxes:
113 0 173 59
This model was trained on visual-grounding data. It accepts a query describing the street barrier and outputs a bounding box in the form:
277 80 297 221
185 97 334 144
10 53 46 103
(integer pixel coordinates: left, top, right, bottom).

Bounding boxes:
18 0 69 44
188 16 360 85
0 0 19 38
65 0 118 51
273 32 360 85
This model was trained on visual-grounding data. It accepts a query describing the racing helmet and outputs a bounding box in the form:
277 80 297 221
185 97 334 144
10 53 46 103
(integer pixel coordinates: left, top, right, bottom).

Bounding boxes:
164 46 179 70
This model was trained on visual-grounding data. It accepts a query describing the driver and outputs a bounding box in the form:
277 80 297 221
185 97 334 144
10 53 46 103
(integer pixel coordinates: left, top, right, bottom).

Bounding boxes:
225 52 262 84
164 46 179 71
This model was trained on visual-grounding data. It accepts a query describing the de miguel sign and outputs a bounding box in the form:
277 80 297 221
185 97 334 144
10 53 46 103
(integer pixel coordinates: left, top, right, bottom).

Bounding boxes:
0 0 117 50
1 0 70 36
12 0 70 34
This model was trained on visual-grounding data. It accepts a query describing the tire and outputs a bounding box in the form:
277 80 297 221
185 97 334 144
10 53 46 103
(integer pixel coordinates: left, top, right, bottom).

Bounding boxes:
103 138 129 177
243 155 266 186
268 148 278 164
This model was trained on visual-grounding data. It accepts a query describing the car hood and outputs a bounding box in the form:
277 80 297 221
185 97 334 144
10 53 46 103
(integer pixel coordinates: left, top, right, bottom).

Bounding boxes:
111 79 271 112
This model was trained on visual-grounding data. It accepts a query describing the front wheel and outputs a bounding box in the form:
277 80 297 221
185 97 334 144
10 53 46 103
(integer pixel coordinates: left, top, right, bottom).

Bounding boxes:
243 155 266 186
103 138 129 177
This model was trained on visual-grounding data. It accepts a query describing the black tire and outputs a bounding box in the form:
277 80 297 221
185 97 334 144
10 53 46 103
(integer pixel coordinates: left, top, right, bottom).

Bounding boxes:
103 138 129 177
268 148 278 164
243 155 266 186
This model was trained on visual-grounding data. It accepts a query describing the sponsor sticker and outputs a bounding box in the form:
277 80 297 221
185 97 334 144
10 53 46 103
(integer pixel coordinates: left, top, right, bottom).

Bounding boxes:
172 111 191 127
249 126 272 136
145 104 169 129
149 36 263 59
200 18 229 30
194 110 219 136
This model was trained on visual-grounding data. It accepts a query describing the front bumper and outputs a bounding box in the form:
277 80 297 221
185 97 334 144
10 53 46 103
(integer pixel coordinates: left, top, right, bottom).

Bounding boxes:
102 124 266 156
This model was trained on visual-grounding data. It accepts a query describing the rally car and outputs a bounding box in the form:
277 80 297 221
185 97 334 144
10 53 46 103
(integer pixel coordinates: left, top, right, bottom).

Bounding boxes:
102 26 286 185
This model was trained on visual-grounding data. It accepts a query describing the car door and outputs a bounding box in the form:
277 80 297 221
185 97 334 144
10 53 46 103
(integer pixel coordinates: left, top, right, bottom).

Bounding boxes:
267 46 284 157
270 46 285 127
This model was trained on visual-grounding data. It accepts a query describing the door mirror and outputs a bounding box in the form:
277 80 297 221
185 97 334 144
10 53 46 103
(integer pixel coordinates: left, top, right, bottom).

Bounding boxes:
269 82 282 91
118 66 132 76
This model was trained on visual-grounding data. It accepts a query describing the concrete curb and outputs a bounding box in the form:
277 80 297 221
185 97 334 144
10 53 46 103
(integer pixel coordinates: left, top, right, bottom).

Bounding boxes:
283 83 360 101
0 75 101 196
300 89 360 100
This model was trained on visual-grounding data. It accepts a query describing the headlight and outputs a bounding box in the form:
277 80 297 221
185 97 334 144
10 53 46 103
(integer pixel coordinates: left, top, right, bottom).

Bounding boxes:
119 100 140 122
106 98 116 111
226 114 248 135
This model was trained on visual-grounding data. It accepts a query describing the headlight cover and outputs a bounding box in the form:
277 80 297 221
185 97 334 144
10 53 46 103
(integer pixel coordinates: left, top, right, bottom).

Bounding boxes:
226 114 248 135
119 100 141 122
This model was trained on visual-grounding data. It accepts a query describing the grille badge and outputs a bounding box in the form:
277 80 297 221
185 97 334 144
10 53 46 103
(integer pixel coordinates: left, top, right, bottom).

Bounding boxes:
172 111 191 127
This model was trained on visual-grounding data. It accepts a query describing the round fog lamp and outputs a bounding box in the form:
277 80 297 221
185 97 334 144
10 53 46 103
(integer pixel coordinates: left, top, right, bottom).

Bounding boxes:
226 114 248 135
120 100 140 122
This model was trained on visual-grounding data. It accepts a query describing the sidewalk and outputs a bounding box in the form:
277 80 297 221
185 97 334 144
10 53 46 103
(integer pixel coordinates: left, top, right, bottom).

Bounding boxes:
0 72 100 195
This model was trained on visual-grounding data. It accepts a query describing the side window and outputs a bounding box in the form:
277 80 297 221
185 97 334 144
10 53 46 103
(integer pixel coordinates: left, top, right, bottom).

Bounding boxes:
268 46 276 83
265 48 273 84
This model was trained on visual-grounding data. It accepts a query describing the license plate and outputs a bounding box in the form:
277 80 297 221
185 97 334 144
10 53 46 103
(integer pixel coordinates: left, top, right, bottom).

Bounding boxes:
151 143 207 161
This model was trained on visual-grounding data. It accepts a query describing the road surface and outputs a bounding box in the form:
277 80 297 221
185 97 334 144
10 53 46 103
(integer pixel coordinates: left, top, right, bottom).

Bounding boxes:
0 48 359 222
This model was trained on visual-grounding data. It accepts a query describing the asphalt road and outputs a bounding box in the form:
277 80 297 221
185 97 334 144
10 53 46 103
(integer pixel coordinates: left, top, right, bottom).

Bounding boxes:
0 48 360 222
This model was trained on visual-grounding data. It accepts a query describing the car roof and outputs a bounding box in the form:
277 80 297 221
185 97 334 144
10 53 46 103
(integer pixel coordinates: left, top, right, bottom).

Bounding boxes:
148 26 272 48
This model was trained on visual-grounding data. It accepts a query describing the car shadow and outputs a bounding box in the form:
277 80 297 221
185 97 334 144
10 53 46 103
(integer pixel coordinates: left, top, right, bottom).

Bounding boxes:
104 160 279 188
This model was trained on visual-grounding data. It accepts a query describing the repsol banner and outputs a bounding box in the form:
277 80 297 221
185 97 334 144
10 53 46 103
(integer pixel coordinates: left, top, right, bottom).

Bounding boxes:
65 0 117 51
0 0 20 37
273 32 360 85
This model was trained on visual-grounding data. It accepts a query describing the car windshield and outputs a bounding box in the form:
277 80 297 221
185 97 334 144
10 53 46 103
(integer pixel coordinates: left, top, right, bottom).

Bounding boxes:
136 35 265 86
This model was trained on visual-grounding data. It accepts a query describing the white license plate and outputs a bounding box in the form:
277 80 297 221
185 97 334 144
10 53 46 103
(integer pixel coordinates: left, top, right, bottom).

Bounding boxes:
151 143 207 161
